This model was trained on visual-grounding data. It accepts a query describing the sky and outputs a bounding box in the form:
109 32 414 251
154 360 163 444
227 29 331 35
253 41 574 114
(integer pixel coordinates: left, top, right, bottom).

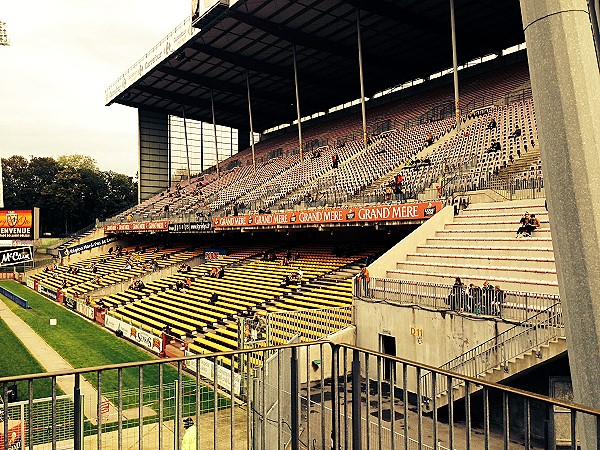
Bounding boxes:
0 1 190 177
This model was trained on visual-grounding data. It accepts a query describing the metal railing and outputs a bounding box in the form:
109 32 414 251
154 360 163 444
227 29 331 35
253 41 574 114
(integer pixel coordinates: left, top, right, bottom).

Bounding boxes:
422 303 564 398
488 174 546 201
356 277 560 323
1 342 599 450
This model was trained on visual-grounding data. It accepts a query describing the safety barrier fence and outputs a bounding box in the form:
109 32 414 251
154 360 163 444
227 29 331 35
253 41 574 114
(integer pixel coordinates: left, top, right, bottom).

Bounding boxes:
355 277 560 324
422 303 564 399
1 342 598 450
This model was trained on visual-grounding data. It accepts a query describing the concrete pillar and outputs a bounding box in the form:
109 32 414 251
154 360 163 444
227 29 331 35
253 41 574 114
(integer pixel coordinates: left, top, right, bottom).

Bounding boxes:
519 1 600 447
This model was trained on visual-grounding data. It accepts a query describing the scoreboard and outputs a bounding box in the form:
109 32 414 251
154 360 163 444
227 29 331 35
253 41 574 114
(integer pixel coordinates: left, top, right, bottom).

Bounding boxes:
0 210 33 239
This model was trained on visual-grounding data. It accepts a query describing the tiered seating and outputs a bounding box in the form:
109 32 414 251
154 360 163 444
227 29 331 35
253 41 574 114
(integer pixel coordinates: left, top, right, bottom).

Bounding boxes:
107 247 366 357
106 62 538 221
32 245 202 297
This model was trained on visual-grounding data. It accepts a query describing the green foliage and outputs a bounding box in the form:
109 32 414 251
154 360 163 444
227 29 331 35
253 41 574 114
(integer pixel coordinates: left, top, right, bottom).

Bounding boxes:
1 155 136 236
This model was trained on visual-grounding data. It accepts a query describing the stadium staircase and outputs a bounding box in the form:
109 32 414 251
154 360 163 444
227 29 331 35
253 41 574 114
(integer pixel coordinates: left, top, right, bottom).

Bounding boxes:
386 198 557 294
47 223 100 256
355 117 476 201
493 145 542 184
423 302 566 410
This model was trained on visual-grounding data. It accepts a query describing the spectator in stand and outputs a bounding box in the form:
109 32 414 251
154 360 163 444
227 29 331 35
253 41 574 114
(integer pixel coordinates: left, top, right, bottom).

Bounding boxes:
448 277 464 310
492 285 505 315
486 140 501 153
524 214 541 237
217 267 225 279
332 154 339 169
508 126 522 140
469 284 482 313
357 265 370 297
482 281 494 313
209 292 219 304
280 275 291 287
516 212 531 238
209 267 219 278
487 118 497 130
425 133 433 147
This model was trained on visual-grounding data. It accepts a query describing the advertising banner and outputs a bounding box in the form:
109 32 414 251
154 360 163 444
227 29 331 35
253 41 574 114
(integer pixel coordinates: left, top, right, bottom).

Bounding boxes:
212 201 442 229
0 210 33 239
0 419 24 450
104 314 163 353
168 222 212 233
204 248 228 260
0 247 33 268
184 351 241 396
104 220 169 234
59 235 118 257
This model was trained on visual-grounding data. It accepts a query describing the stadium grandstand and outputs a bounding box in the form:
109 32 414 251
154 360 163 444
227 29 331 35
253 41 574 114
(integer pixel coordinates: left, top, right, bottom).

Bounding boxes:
2 1 600 450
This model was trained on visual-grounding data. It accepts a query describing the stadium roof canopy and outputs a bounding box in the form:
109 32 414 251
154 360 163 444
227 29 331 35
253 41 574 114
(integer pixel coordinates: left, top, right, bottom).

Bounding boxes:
106 0 524 132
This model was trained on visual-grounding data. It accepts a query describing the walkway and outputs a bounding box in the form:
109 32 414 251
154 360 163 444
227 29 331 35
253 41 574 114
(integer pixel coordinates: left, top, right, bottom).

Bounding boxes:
0 298 107 424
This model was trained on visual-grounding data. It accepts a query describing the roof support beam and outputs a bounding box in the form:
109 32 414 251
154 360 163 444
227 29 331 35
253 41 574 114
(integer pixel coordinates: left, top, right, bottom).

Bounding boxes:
228 9 396 76
341 0 446 37
137 85 248 119
189 42 356 92
159 65 293 107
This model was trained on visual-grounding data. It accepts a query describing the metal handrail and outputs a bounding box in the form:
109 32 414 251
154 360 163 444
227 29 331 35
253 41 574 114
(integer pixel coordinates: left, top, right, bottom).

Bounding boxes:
356 277 560 323
422 302 564 397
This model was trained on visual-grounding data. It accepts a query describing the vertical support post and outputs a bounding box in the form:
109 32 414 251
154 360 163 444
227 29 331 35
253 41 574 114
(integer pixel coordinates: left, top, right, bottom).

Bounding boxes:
292 43 303 160
3 384 9 450
27 381 33 450
449 0 461 130
74 374 81 450
331 345 340 450
588 0 600 67
356 8 368 151
519 1 600 447
246 70 257 171
291 347 300 450
351 349 362 450
210 90 220 178
181 105 192 184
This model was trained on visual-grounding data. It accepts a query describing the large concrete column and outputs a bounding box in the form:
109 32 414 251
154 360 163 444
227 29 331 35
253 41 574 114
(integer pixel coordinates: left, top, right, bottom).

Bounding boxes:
519 1 600 447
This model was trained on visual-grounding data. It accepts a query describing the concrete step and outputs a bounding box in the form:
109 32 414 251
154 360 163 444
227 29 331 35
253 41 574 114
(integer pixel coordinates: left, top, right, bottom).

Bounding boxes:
465 198 546 212
426 236 553 249
405 253 556 270
435 228 551 238
445 220 550 231
385 269 558 294
453 210 548 222
416 245 555 258
430 335 566 409
393 260 557 283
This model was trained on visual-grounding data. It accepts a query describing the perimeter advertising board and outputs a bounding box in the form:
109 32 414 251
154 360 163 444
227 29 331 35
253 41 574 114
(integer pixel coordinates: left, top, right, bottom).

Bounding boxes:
212 201 442 229
104 220 169 233
0 247 33 268
0 419 24 450
104 314 163 353
0 210 33 239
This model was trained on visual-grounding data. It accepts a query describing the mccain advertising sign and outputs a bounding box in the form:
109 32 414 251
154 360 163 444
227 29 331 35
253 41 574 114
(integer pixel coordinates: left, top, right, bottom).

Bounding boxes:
0 246 33 267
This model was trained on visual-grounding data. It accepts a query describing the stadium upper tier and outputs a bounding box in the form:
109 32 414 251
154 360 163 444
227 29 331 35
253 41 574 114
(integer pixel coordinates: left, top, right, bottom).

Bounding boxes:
111 62 535 223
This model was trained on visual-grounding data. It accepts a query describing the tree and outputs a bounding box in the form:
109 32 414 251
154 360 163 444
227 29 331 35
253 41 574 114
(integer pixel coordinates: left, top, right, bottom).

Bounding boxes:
1 154 137 236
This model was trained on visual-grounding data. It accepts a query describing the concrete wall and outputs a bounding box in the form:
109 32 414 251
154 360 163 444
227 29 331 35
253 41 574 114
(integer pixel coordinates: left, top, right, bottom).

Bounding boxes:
297 326 356 384
354 299 516 392
368 205 455 278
